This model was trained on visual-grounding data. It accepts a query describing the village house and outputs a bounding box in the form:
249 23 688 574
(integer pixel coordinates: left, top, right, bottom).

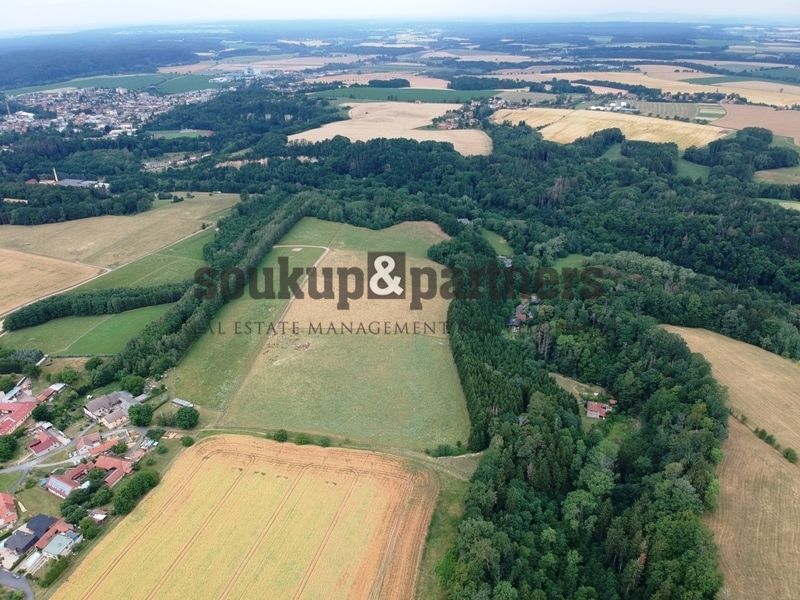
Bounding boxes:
74 432 102 455
42 531 82 560
586 401 614 420
83 391 137 428
0 492 18 532
94 455 134 488
27 429 62 456
34 518 71 552
4 514 56 558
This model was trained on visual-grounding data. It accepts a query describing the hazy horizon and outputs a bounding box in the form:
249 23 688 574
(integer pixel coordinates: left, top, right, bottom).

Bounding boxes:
2 0 800 34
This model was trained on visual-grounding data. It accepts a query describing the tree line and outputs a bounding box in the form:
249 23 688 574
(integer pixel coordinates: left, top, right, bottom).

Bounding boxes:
4 282 189 330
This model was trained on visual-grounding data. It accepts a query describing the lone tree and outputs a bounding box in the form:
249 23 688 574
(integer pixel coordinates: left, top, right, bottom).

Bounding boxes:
128 404 154 427
174 407 199 430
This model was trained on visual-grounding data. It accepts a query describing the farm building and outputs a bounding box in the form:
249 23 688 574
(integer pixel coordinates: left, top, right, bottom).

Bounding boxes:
45 464 93 499
0 402 37 436
94 455 134 488
586 401 614 420
27 430 62 456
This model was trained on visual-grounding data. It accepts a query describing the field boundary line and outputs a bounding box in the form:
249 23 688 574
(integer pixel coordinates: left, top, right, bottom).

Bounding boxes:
79 448 243 597
217 463 313 599
291 468 361 600
217 244 331 424
143 454 256 600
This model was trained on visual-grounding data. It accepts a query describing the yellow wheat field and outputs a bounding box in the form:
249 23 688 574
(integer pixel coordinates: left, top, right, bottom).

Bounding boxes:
492 107 731 148
52 435 438 600
289 102 493 156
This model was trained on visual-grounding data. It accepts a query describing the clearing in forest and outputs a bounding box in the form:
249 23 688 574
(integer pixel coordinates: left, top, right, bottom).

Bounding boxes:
665 326 800 600
52 435 439 600
169 217 470 451
288 102 492 156
492 107 731 149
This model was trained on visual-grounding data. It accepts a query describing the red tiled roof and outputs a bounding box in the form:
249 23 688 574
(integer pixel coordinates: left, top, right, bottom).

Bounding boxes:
89 439 118 457
34 519 71 550
35 388 56 404
94 455 133 488
28 431 59 455
0 492 17 527
0 402 37 436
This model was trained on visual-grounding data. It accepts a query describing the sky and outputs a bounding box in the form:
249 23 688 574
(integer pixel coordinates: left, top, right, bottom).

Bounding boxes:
2 0 800 33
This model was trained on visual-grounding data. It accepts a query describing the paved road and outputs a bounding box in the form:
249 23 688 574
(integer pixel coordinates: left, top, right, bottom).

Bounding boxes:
0 569 34 599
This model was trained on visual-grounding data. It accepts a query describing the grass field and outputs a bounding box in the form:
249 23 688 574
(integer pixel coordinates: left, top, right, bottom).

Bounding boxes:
0 249 103 317
677 157 712 180
53 435 439 600
754 165 800 185
552 253 587 269
481 230 511 255
169 217 470 451
78 228 212 291
305 73 449 89
0 194 236 269
492 107 730 149
310 87 499 103
150 129 214 139
6 73 226 96
757 198 800 211
15 485 63 518
664 327 800 599
290 101 492 156
1 304 172 356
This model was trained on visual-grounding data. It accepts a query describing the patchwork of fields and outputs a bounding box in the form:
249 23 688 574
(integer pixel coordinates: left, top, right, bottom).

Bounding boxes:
169 217 470 450
665 326 800 599
52 436 439 600
289 102 493 156
492 107 730 148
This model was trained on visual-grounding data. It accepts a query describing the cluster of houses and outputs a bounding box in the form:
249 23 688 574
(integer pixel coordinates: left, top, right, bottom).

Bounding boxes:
588 101 640 114
0 512 84 573
0 381 67 437
45 453 134 499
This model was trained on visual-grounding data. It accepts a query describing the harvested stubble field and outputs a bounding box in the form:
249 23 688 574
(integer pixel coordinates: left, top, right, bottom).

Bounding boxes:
169 218 469 450
0 194 236 269
493 68 800 107
52 435 439 600
288 101 492 156
665 326 800 451
0 249 102 316
492 107 730 149
712 104 800 144
664 327 800 600
304 72 449 89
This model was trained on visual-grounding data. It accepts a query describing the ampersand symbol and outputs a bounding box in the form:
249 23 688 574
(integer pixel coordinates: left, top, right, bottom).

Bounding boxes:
370 255 403 297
